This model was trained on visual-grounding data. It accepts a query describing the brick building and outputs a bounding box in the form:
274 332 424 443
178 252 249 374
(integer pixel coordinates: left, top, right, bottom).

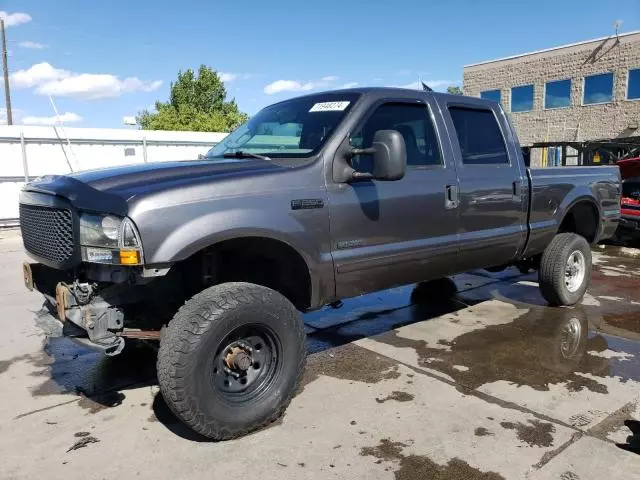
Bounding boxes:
463 31 640 167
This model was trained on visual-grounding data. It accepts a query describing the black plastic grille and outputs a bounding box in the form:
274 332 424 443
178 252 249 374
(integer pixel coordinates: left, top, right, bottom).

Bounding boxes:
19 204 75 265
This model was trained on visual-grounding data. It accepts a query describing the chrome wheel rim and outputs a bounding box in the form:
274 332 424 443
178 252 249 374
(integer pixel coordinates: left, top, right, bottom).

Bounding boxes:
559 316 582 358
565 250 586 293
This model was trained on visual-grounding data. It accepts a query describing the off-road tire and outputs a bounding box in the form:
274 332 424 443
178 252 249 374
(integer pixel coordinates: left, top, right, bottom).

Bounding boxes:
157 282 306 440
539 233 592 306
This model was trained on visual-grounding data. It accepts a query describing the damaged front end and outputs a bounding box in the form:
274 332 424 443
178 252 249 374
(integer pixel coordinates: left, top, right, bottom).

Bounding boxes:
55 281 126 356
25 262 164 356
18 181 164 356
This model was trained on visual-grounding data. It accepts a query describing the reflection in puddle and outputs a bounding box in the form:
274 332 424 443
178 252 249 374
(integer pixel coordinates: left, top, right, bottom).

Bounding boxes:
374 305 640 393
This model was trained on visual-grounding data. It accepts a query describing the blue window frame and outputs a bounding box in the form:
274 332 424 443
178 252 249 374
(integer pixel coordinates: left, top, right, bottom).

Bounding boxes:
545 79 571 109
480 89 501 103
583 72 614 105
628 68 640 100
511 85 534 112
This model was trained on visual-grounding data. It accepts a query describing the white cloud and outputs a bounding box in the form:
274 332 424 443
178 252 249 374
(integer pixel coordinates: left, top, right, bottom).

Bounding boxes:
341 82 359 89
0 11 32 27
10 62 163 100
264 75 338 95
18 41 47 49
219 72 237 82
22 112 82 125
264 80 308 94
11 62 70 88
37 75 162 99
220 72 253 82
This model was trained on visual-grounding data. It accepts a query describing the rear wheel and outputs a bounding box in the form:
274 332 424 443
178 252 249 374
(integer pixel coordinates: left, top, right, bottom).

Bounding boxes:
157 282 306 440
538 233 592 306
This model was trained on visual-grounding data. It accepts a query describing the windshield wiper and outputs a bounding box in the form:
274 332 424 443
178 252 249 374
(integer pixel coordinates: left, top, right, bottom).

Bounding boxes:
223 151 272 161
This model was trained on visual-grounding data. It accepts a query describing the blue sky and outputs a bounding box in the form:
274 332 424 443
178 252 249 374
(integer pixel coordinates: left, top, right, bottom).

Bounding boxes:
1 0 639 128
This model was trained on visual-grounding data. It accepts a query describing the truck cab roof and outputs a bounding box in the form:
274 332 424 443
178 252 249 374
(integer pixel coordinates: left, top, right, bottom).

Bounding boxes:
268 87 496 109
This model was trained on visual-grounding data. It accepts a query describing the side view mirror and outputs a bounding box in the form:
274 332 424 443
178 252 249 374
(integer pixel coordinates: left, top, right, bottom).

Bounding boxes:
349 130 407 181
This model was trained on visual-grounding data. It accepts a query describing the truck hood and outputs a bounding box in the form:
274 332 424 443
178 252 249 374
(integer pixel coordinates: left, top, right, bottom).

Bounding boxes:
23 159 282 216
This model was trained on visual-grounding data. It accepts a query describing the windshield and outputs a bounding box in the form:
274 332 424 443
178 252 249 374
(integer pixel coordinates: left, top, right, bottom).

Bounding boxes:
205 92 361 159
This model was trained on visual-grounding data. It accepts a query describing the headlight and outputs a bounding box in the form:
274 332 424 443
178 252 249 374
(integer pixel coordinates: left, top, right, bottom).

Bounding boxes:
79 214 143 265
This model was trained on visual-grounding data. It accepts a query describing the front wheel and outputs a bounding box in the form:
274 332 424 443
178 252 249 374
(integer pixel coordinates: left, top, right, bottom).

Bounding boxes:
157 282 306 440
538 233 592 306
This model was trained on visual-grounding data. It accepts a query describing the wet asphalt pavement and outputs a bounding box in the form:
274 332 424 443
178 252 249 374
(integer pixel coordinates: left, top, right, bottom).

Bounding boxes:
0 229 639 479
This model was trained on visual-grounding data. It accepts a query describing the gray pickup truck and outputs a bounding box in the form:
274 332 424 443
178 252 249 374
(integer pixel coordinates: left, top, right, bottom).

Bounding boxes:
19 87 620 439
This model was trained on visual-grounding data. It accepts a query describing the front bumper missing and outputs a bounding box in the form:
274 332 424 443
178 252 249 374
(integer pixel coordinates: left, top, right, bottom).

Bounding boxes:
24 262 126 356
55 282 126 356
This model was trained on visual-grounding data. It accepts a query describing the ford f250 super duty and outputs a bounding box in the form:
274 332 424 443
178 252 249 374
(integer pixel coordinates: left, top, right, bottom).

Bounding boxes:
19 87 621 440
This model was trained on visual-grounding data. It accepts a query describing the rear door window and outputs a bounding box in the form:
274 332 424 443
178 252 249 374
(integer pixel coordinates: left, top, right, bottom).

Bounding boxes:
448 107 509 165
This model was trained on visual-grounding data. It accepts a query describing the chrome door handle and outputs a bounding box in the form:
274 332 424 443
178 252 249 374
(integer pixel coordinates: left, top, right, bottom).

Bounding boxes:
445 185 459 209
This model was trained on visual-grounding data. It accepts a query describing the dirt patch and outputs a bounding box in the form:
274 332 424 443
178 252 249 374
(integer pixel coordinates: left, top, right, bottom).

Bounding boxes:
0 354 36 375
602 313 640 335
376 391 414 404
474 427 493 437
500 420 555 447
374 306 615 393
77 392 125 413
590 262 640 301
361 438 505 480
361 438 407 461
299 343 401 393
66 436 100 452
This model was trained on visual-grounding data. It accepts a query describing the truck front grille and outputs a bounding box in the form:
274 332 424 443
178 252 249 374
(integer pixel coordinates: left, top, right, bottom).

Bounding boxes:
19 204 75 266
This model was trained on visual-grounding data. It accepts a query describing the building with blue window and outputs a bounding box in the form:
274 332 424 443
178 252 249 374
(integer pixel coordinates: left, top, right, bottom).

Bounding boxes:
463 31 640 167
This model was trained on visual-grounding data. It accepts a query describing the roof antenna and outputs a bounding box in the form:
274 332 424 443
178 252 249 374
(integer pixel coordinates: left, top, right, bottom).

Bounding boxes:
48 94 77 172
421 77 433 92
614 20 622 41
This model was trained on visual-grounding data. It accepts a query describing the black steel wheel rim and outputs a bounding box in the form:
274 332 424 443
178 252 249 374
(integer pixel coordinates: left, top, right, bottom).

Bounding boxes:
210 324 282 403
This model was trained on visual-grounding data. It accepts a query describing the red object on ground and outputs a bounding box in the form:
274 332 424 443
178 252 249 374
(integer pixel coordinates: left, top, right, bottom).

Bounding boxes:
617 157 640 225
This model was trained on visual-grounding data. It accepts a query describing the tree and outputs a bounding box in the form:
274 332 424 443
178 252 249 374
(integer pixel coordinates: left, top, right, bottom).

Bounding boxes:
138 65 248 132
447 85 463 95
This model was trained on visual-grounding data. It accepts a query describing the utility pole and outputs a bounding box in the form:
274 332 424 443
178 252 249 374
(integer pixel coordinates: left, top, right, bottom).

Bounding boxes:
1 19 12 125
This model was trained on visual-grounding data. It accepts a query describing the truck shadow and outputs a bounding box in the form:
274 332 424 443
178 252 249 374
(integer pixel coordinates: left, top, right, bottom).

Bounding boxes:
30 279 470 440
29 272 640 443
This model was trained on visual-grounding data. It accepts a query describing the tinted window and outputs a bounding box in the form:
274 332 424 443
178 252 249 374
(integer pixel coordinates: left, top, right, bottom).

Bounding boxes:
205 93 360 159
545 79 571 109
480 90 501 103
629 69 640 100
511 84 534 112
448 107 508 165
583 72 614 104
350 103 442 172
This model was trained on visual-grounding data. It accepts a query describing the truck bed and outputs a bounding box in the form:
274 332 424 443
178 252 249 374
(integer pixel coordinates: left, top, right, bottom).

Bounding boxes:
525 166 621 257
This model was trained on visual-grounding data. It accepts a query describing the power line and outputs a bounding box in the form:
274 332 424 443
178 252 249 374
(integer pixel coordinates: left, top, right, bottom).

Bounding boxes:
1 19 13 125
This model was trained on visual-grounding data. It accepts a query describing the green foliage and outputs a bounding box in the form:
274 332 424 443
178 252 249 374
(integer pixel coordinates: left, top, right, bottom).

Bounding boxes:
446 85 463 95
138 65 248 132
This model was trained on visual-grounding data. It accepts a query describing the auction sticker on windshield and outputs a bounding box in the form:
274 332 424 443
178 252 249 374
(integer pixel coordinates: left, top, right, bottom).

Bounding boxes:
309 101 350 112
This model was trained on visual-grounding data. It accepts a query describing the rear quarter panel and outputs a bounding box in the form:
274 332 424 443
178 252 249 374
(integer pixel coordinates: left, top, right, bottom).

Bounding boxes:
525 166 621 257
